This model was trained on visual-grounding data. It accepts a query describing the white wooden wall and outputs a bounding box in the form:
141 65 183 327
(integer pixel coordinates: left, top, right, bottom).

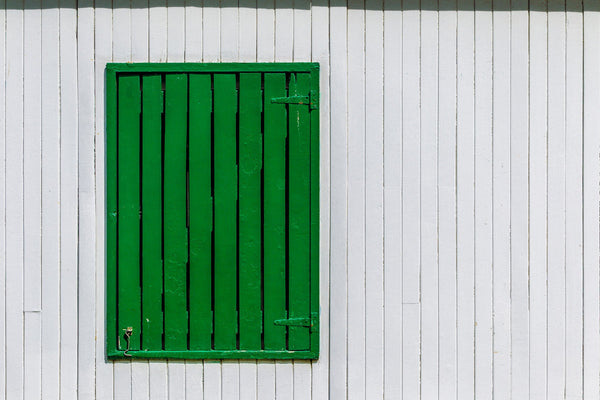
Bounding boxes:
0 0 598 399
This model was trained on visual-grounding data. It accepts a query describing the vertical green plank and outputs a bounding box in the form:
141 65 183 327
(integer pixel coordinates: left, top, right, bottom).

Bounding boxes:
238 73 262 350
263 73 287 350
117 74 142 351
309 65 320 357
213 73 238 350
164 74 189 350
106 68 118 353
141 75 164 350
189 74 213 350
288 73 311 350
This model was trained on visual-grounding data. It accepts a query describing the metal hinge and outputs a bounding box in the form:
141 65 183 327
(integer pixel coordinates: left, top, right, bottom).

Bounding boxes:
271 90 319 110
273 312 319 333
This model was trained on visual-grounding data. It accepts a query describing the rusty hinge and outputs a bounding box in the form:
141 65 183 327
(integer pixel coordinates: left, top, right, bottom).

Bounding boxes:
273 312 319 333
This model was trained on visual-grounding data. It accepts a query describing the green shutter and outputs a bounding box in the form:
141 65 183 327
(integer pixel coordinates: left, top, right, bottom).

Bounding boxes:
106 63 319 360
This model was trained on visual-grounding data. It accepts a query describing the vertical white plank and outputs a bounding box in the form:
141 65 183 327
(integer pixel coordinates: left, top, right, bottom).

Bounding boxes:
185 0 203 61
511 3 530 399
275 362 293 400
456 3 475 398
401 1 420 306
529 4 548 399
547 2 567 399
420 3 438 399
24 312 42 399
23 0 41 314
202 0 220 61
401 4 420 398
5 2 24 399
293 0 310 61
311 1 330 398
438 1 457 398
168 362 186 400
131 0 149 61
221 361 240 400
167 0 185 61
383 2 402 398
131 3 150 398
565 2 583 399
239 0 257 62
328 1 348 399
77 1 97 399
275 0 293 61
583 3 600 399
347 2 365 399
239 361 257 400
364 1 383 399
0 0 6 397
150 362 169 400
59 6 79 398
257 361 276 400
149 0 168 62
94 2 114 399
132 362 150 400
185 362 203 399
492 3 511 399
256 0 274 62
204 361 222 399
23 2 42 398
220 0 238 61
474 1 493 399
112 3 132 397
292 361 311 400
114 363 133 400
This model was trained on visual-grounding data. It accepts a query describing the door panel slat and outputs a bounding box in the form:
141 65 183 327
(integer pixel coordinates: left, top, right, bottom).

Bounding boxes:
213 73 239 350
263 73 288 351
117 74 142 351
239 73 263 350
188 74 214 350
141 74 164 351
163 73 189 350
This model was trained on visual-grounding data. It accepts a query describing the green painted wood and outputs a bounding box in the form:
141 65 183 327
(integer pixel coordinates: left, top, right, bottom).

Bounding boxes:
107 349 318 360
163 74 189 350
263 73 287 350
238 73 262 350
141 75 164 350
107 64 319 359
309 66 320 355
213 73 238 350
288 73 311 350
117 74 142 351
105 68 118 354
188 74 213 350
107 63 318 74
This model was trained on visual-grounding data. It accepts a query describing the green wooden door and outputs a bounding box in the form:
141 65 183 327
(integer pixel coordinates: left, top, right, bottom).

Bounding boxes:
106 63 319 360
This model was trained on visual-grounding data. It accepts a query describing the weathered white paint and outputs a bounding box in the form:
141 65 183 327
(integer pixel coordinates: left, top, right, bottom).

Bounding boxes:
0 1 596 399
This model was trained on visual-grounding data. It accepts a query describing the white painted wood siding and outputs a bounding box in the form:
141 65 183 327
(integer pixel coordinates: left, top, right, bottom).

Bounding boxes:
0 1 595 398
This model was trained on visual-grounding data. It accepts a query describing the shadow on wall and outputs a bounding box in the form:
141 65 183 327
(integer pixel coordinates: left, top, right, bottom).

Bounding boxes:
7 0 598 12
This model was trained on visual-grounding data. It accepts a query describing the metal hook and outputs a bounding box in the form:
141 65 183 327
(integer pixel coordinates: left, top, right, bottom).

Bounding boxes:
123 327 133 357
